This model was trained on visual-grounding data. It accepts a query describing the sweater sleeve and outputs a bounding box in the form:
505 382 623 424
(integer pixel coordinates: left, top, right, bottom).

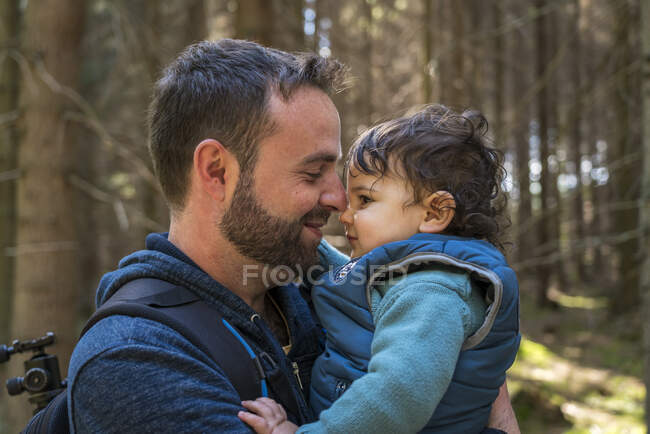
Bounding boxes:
298 273 477 434
317 239 350 270
68 316 254 434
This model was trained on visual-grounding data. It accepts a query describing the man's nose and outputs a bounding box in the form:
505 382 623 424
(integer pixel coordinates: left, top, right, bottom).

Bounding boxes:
319 173 347 212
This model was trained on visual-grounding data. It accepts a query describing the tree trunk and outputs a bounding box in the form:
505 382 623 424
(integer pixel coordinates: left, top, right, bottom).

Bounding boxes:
493 0 504 145
585 7 604 275
0 0 20 428
9 0 86 429
449 0 465 108
235 0 274 46
640 0 650 426
269 0 304 52
547 4 567 292
185 0 207 45
291 0 305 50
0 0 19 348
536 0 552 306
437 0 449 104
468 0 483 107
569 0 586 282
360 0 373 125
609 0 641 314
421 0 432 103
311 0 320 52
511 2 532 268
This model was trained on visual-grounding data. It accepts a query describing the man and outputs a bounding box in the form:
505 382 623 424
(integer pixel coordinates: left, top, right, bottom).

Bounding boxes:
67 39 518 432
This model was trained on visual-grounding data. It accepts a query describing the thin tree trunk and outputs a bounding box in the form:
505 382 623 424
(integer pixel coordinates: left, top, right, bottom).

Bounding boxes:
449 0 464 108
437 0 449 104
422 0 432 103
9 0 86 429
469 0 483 107
0 0 20 428
512 3 532 267
609 0 641 314
186 0 207 45
536 0 552 306
570 0 586 282
361 0 373 125
548 4 566 292
235 0 274 46
272 0 305 51
312 0 320 53
493 0 504 145
292 0 305 50
640 0 650 426
585 8 604 275
0 0 19 348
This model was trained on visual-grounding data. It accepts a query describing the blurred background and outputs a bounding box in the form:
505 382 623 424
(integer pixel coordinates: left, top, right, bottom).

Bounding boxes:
1 0 649 432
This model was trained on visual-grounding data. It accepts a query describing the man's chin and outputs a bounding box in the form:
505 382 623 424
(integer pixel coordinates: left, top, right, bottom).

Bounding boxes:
302 227 322 247
295 237 321 270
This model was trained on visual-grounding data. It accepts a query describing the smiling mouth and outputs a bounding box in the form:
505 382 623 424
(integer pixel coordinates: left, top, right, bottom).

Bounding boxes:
346 235 358 241
303 222 326 237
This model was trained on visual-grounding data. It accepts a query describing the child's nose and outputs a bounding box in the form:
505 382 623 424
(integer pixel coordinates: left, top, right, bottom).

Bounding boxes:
339 207 354 226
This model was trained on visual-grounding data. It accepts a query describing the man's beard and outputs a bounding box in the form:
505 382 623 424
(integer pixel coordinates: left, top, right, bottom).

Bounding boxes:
220 172 330 274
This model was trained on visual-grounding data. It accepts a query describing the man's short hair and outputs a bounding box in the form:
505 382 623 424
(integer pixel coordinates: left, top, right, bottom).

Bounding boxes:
148 39 347 211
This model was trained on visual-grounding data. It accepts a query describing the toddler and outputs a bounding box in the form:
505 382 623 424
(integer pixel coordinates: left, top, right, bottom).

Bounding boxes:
239 104 521 433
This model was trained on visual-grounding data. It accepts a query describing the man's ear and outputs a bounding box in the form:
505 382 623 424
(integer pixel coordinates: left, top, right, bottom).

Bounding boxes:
419 191 456 234
193 139 237 202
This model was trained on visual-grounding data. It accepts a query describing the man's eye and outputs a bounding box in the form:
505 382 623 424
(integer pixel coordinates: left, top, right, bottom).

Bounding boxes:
304 172 322 181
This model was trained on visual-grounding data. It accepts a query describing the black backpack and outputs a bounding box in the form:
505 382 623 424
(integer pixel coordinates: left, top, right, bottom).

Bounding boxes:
23 278 301 434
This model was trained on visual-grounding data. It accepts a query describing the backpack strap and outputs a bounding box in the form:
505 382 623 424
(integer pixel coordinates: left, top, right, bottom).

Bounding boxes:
82 278 268 401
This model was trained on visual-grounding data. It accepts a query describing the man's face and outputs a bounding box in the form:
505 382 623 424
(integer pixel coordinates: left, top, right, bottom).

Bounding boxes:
220 87 346 273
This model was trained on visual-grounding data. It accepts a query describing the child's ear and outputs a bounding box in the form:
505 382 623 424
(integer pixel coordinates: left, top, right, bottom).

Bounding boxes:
419 191 456 234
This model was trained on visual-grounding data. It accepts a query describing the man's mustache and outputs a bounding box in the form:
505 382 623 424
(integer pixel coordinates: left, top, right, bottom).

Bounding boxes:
301 207 331 225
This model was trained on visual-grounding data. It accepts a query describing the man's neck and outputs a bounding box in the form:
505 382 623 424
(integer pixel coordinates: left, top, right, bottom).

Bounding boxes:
168 220 269 313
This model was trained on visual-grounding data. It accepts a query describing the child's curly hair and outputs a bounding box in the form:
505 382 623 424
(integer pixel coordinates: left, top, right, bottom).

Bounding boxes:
346 104 509 249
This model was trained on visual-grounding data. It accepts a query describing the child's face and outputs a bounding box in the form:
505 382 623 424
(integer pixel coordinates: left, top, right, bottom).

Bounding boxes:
339 166 427 258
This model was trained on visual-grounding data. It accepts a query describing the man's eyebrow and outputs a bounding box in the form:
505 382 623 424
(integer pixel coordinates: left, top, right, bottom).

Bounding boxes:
298 151 340 166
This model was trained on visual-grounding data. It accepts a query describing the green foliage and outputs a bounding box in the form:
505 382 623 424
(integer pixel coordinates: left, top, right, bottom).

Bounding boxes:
510 291 645 433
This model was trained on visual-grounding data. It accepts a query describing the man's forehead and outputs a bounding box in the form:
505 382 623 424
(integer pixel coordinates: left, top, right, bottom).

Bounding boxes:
259 88 342 165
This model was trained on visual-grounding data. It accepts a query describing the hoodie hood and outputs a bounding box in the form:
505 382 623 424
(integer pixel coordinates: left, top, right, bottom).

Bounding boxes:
96 232 262 340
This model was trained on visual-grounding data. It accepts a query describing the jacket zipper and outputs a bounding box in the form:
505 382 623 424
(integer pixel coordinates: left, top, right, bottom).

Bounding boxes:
292 361 304 390
268 294 293 354
252 300 309 419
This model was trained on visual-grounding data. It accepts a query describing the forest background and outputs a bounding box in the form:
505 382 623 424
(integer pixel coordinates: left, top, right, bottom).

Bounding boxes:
1 0 649 433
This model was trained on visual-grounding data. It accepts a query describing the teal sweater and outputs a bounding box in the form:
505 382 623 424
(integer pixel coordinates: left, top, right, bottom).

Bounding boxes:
299 241 487 433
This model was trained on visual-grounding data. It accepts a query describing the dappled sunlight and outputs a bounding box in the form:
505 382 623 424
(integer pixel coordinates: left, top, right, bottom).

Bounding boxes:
548 288 608 310
510 338 644 433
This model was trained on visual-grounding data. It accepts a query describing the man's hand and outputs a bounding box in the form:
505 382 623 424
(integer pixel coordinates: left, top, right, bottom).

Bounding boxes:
487 380 520 434
238 398 299 434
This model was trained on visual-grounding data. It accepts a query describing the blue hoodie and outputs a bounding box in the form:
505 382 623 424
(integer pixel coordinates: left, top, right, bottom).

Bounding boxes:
67 233 322 433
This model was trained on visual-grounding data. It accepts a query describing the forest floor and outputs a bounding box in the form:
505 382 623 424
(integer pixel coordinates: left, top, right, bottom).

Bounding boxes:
511 281 645 433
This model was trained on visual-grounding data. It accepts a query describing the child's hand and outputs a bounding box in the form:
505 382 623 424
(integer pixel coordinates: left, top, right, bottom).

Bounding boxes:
238 398 299 434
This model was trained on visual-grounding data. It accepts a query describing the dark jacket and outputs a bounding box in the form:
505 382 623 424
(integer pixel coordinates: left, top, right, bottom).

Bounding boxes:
67 233 322 433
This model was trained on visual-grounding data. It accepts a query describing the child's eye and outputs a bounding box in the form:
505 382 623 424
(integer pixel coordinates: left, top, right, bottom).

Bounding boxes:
359 195 372 205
